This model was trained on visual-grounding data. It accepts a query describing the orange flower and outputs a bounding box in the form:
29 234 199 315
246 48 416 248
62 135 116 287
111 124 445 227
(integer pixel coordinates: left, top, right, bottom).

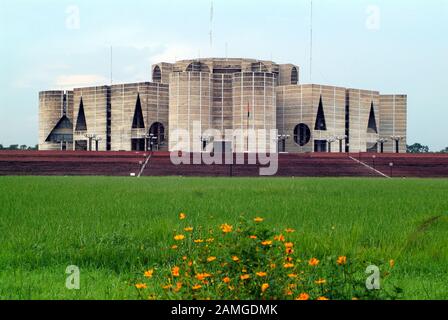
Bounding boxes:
309 258 320 267
196 273 212 281
171 245 178 250
254 217 264 223
174 235 185 241
337 256 347 266
274 234 285 242
283 263 294 269
220 224 233 233
270 263 276 269
179 213 186 220
390 259 395 268
184 227 193 232
315 278 326 285
162 284 172 290
288 273 298 278
261 240 273 246
192 284 202 290
232 256 240 262
256 271 267 277
135 283 147 289
317 296 329 300
261 283 269 293
284 242 294 248
285 228 296 233
249 235 258 239
286 247 294 255
174 282 183 292
286 290 294 296
144 269 154 278
172 266 180 277
286 256 293 262
207 256 217 262
194 239 204 243
240 274 250 280
182 256 187 261
296 293 310 300
223 277 231 284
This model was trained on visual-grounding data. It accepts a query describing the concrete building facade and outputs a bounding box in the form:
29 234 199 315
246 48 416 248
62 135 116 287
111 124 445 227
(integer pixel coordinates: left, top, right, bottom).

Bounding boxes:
39 57 407 153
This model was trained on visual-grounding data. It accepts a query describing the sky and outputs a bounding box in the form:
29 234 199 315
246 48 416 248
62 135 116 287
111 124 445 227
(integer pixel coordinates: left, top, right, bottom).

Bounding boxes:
0 0 447 150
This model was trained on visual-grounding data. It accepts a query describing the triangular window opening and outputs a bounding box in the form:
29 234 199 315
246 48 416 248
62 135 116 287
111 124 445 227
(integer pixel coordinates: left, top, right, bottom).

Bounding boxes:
314 96 327 131
75 98 87 131
132 94 145 129
367 102 378 134
46 116 73 142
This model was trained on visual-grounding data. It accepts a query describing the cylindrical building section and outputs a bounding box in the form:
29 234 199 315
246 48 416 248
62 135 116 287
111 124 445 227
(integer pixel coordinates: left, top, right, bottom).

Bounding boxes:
39 90 73 151
232 72 277 153
211 73 233 135
169 72 212 152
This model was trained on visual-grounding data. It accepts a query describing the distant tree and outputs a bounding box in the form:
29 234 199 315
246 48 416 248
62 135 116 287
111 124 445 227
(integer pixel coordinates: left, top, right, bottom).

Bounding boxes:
0 144 3 150
439 147 448 154
8 144 19 150
407 143 430 153
20 145 27 150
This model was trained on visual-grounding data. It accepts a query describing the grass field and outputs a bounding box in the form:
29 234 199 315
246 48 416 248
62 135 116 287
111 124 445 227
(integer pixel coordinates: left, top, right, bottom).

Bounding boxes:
0 176 447 300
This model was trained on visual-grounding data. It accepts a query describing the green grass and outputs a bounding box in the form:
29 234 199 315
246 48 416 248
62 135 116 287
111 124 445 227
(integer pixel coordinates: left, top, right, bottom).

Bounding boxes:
0 176 447 300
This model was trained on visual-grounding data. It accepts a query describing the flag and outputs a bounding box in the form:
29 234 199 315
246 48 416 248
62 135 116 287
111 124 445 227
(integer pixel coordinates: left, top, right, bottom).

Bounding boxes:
247 103 250 119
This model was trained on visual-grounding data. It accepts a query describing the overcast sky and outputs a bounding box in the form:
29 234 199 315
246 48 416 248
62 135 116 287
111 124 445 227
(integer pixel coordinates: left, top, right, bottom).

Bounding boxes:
0 0 447 150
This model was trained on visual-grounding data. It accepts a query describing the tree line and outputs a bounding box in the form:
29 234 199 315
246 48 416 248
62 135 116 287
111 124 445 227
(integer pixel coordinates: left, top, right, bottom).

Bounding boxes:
0 144 38 151
407 143 448 154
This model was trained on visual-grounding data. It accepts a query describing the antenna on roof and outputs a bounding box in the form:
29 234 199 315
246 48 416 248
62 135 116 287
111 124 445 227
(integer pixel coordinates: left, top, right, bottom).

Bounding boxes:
110 45 113 85
209 1 214 49
310 0 313 83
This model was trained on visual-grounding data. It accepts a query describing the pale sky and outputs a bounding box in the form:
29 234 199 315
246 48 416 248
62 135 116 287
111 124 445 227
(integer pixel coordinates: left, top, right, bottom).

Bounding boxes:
0 0 447 150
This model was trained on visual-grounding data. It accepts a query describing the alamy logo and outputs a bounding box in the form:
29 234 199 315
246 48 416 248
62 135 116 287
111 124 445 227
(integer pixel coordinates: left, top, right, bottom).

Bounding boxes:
365 265 381 290
169 122 279 176
65 265 80 290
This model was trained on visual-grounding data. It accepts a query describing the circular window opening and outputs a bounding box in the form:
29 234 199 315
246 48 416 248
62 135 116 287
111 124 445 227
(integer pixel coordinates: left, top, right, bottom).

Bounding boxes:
294 123 311 146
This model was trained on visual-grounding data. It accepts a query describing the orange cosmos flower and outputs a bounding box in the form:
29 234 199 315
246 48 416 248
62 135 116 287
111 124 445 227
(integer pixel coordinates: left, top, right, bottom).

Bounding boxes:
254 217 264 223
240 274 250 280
220 224 233 233
179 213 186 220
196 273 212 281
162 284 172 290
284 242 294 248
174 282 183 292
261 283 269 293
309 258 320 267
192 284 202 290
317 296 329 300
135 283 147 289
256 272 267 277
337 256 347 266
174 235 185 241
296 293 310 300
249 235 258 239
283 263 294 269
171 266 180 277
270 263 276 269
171 245 178 250
390 259 395 268
223 277 231 284
288 273 298 278
144 269 154 278
286 247 294 255
184 227 193 232
194 239 204 243
207 256 217 262
232 256 240 262
285 228 296 233
274 234 285 242
315 279 327 285
261 240 273 246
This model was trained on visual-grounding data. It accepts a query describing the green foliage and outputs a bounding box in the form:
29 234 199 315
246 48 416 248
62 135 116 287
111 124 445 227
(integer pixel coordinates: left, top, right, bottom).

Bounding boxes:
135 217 400 300
0 177 447 299
407 143 430 153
